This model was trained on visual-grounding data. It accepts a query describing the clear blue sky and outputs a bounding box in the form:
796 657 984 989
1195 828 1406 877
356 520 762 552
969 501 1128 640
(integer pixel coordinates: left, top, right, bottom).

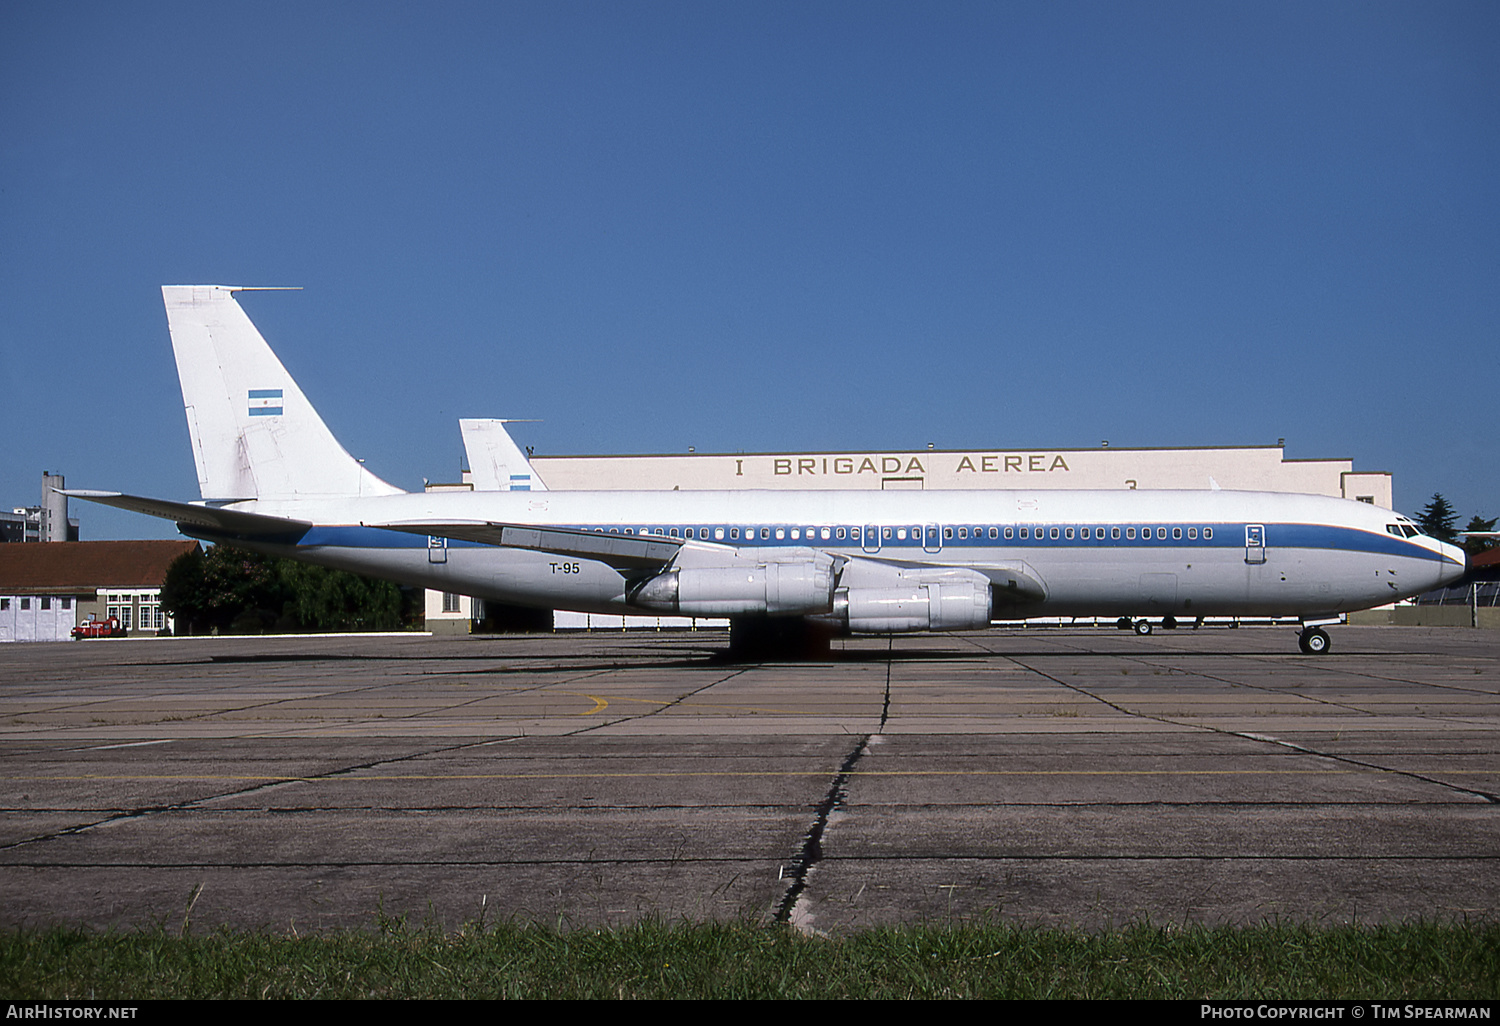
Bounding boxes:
4 1 1496 540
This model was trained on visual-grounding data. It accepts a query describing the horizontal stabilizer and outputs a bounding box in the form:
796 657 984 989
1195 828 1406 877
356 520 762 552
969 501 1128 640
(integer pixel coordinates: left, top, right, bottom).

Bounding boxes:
62 490 312 537
373 520 683 571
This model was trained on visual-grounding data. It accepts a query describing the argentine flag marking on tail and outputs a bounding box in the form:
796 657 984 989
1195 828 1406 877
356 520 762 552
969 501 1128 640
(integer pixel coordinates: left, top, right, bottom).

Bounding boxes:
248 388 284 416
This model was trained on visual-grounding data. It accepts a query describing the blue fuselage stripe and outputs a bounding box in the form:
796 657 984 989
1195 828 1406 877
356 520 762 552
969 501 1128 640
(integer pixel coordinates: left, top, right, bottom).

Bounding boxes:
294 522 1453 564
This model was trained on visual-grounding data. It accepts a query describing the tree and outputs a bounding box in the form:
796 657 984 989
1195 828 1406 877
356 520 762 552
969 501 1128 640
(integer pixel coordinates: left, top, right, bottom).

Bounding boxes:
1462 514 1498 555
159 544 411 634
160 544 289 635
1416 494 1459 543
277 561 405 631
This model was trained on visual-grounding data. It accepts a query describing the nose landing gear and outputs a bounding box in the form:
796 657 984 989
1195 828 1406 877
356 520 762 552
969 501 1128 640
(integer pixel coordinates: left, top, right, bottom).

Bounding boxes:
1298 627 1331 655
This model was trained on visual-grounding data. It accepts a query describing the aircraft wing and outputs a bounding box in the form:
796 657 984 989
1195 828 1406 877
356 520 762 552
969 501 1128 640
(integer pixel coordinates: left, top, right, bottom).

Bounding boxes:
62 490 312 539
848 552 1049 604
373 520 685 571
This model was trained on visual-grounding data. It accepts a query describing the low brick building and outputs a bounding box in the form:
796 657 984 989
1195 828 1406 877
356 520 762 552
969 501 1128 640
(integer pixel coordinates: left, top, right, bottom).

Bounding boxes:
0 540 199 642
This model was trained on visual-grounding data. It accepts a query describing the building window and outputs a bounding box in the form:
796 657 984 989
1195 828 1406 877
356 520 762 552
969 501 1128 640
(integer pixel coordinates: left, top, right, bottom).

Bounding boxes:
442 593 461 614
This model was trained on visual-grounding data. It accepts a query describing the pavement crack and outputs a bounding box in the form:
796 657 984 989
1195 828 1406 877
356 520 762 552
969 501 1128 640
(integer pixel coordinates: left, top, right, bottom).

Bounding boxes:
774 641 893 928
774 733 871 926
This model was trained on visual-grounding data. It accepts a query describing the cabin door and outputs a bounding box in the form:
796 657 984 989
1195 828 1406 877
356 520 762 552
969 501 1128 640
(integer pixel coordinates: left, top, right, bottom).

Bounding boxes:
1244 524 1266 565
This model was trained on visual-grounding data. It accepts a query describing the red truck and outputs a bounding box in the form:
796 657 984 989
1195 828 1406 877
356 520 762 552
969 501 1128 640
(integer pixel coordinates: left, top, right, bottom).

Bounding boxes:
71 616 125 640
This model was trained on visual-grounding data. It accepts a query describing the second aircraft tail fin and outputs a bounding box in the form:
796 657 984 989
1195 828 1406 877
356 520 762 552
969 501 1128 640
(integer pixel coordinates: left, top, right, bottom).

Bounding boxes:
459 418 548 492
162 286 404 502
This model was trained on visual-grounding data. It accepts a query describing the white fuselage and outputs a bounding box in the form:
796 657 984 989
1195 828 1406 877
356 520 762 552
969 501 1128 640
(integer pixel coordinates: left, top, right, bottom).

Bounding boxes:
221 486 1465 623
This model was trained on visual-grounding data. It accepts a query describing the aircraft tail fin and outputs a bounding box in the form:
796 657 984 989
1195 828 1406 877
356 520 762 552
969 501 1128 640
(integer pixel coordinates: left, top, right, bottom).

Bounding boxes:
459 418 548 491
162 286 404 501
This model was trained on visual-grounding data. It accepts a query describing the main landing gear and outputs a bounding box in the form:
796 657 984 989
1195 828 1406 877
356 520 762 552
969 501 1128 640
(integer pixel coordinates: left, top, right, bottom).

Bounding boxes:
1126 615 1176 635
1298 627 1332 655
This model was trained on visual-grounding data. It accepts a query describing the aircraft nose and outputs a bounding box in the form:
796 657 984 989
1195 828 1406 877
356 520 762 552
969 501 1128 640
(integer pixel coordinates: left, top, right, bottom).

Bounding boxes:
1436 542 1468 588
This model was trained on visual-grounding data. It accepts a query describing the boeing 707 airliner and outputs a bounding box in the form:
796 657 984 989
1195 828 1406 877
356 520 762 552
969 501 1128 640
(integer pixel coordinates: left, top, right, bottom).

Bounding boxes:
68 286 1467 656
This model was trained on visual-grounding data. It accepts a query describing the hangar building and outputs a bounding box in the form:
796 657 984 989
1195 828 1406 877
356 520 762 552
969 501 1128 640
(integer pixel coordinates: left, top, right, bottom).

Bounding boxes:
528 442 1392 505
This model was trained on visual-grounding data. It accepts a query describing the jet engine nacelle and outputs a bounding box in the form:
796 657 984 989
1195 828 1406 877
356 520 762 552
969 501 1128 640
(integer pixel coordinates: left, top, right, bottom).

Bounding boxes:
629 552 836 616
821 564 996 633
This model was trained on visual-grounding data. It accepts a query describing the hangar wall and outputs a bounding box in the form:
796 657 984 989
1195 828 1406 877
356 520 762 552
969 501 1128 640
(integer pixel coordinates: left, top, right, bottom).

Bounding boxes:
530 444 1393 507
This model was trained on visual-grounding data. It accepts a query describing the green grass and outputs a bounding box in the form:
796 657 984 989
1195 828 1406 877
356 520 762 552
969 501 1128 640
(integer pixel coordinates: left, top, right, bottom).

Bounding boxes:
3 919 1497 1000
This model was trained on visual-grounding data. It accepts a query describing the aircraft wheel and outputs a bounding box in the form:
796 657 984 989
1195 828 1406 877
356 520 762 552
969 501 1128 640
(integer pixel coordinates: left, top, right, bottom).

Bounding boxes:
1161 615 1178 630
1133 619 1154 636
1116 617 1133 631
1298 628 1331 655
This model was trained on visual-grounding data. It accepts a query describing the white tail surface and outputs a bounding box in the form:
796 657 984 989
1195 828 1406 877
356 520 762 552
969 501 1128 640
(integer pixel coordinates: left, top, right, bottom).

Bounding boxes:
459 418 548 492
162 285 404 501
